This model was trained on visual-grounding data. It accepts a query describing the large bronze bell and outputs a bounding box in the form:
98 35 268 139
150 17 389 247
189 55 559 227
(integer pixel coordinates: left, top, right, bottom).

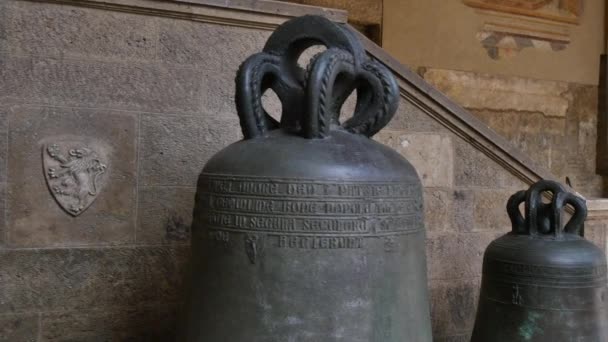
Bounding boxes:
180 15 433 341
471 180 608 341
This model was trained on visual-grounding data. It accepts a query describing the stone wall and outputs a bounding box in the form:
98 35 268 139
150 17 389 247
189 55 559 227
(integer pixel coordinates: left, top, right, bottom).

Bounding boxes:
422 68 602 198
383 0 605 85
279 0 383 42
0 0 270 339
0 0 566 341
280 0 381 27
373 98 528 342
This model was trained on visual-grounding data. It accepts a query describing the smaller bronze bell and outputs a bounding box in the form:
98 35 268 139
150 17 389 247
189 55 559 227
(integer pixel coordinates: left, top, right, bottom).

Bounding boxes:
471 180 608 341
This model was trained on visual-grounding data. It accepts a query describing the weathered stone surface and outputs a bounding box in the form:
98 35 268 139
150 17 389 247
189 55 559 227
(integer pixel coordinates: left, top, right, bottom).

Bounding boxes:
424 188 451 233
41 305 179 341
514 132 552 174
5 1 156 61
158 19 269 72
423 68 600 198
472 109 561 175
0 247 186 313
579 119 598 174
424 68 572 118
40 246 185 311
0 183 5 246
386 99 446 133
472 109 565 139
200 67 239 118
139 114 240 186
0 57 34 102
569 84 598 123
0 3 6 53
566 84 602 197
454 139 526 189
0 108 6 183
8 106 136 247
0 250 41 313
262 89 284 122
375 131 453 187
0 313 39 341
285 0 382 26
216 25 273 74
471 189 515 231
137 186 195 244
453 189 514 232
426 232 498 281
429 278 479 338
1 56 204 115
452 190 474 233
585 220 607 252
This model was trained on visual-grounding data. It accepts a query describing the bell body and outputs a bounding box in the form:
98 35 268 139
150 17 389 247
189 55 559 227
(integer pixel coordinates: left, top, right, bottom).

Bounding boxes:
181 15 432 341
472 234 608 341
471 181 608 341
183 129 432 341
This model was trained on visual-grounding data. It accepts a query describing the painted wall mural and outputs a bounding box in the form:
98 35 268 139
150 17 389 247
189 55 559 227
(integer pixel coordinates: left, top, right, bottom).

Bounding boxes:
463 0 583 59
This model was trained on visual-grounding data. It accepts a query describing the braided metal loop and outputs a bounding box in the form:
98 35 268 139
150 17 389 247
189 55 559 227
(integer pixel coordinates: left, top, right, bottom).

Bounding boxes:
507 180 587 238
235 15 399 139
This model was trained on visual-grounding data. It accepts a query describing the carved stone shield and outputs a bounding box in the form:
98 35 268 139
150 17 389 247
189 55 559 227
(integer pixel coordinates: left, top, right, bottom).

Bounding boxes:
42 139 108 216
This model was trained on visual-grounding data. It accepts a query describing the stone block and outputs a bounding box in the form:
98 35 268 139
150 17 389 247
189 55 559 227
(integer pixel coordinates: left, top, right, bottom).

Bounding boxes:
424 68 571 118
217 25 272 74
41 305 178 341
386 98 446 133
375 131 453 187
429 278 480 338
157 20 270 116
452 190 474 233
0 246 186 313
0 250 41 313
158 19 223 69
584 220 607 252
2 56 204 115
578 119 599 178
4 2 156 61
426 232 498 281
0 108 6 183
513 132 553 171
453 189 514 232
0 183 5 246
158 19 269 71
473 189 517 232
137 186 196 244
0 313 39 341
472 109 565 139
575 179 605 199
38 246 185 311
139 114 240 187
454 139 526 189
0 56 34 102
200 67 239 118
8 106 136 247
569 84 598 123
0 3 6 53
424 188 451 233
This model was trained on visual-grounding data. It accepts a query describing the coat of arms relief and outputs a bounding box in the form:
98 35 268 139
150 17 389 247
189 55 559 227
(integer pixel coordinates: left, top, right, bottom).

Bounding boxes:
43 139 108 216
